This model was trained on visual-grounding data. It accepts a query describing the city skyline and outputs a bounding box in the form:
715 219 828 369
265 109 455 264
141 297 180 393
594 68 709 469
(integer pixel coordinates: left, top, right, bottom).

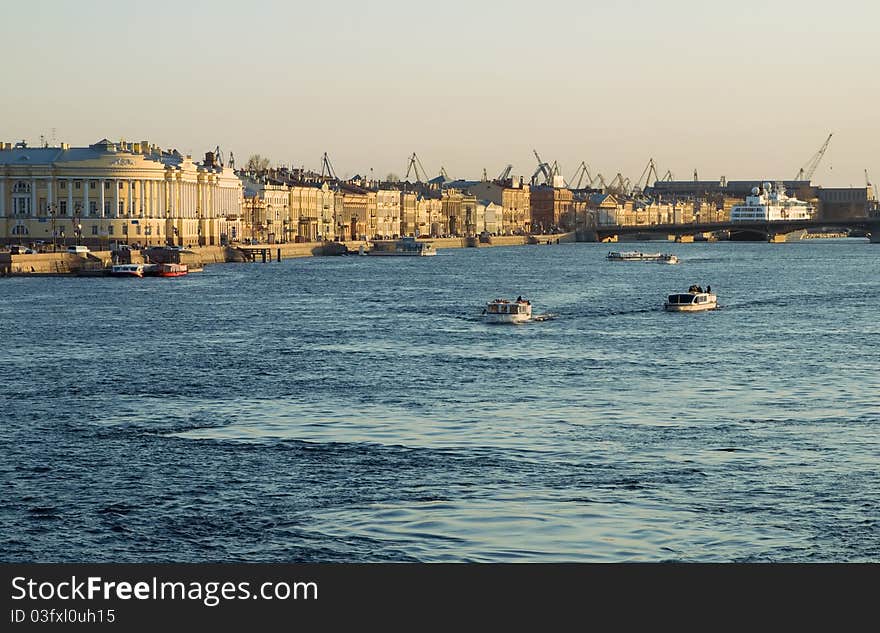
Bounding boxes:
2 0 878 187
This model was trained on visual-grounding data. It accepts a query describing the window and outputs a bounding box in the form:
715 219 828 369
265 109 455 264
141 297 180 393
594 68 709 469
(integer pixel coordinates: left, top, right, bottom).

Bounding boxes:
105 182 111 189
90 181 96 189
91 226 98 235
60 181 66 190
90 201 97 214
108 225 114 235
60 201 68 215
75 181 81 189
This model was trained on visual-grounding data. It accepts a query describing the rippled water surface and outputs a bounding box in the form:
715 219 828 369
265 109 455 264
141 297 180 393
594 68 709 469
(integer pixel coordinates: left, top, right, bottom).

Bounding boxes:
2 240 879 561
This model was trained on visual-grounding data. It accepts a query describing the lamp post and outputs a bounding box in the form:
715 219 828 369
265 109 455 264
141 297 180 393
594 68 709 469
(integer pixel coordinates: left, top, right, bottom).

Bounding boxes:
49 202 58 251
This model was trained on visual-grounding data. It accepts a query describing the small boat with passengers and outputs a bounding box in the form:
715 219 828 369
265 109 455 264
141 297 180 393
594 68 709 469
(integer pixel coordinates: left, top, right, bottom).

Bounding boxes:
607 250 678 264
483 297 532 324
664 285 717 312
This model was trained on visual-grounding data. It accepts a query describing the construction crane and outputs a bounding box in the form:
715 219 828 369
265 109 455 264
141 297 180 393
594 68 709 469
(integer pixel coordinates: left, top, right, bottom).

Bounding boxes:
795 133 832 181
404 153 430 183
531 149 553 186
320 152 337 181
497 164 513 181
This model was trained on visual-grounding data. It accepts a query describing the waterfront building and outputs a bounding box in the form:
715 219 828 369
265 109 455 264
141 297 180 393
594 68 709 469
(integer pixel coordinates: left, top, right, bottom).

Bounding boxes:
338 184 376 240
375 189 402 238
400 192 418 237
476 200 503 234
241 176 289 243
289 182 337 241
816 187 874 220
529 185 574 232
416 195 442 237
589 193 623 226
466 179 531 234
0 139 243 248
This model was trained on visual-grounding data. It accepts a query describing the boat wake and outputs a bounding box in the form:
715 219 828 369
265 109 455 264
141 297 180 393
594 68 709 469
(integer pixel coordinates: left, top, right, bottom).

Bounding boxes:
531 313 557 322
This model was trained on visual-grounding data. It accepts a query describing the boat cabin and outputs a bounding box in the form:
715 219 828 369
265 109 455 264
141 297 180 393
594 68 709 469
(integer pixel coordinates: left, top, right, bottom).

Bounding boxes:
666 293 712 306
486 299 530 315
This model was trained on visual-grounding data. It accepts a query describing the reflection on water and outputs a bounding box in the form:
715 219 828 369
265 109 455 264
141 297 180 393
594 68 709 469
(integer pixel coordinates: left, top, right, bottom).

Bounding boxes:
2 240 879 561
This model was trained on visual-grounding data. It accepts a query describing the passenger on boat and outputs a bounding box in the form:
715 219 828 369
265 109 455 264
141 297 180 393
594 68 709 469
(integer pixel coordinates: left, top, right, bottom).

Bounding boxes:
517 296 523 302
706 285 711 293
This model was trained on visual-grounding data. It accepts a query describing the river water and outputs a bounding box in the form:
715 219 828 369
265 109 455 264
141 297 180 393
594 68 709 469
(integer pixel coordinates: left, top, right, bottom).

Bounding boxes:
2 239 878 562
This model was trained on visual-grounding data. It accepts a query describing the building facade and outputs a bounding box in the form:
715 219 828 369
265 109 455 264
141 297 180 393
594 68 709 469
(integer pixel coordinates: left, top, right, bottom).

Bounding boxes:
0 139 242 248
466 179 531 234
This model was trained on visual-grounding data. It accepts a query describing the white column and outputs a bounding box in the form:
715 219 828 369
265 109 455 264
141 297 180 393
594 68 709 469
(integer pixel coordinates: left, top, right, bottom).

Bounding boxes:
82 178 89 218
113 179 119 218
67 178 73 218
128 180 134 215
99 179 105 217
31 178 37 217
0 178 5 216
147 180 153 217
46 177 53 214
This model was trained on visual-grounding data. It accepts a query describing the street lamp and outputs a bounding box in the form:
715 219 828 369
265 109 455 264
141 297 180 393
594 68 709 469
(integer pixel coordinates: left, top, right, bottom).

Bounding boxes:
49 202 58 251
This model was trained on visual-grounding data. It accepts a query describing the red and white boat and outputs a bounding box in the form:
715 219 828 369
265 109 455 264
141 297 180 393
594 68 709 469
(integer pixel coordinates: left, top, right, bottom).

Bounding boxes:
155 263 188 277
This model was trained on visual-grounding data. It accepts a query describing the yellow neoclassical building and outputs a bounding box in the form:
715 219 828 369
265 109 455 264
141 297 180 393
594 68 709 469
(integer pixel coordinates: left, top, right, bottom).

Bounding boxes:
0 138 243 248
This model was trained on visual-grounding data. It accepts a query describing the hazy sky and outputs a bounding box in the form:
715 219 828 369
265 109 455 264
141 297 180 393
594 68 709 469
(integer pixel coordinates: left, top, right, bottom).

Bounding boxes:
3 0 878 187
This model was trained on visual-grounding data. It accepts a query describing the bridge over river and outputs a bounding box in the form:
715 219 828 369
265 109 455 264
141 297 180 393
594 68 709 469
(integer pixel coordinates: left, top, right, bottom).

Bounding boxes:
587 217 880 243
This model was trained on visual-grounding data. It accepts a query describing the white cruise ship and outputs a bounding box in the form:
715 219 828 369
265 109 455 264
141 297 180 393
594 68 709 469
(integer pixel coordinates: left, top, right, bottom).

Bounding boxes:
730 182 815 222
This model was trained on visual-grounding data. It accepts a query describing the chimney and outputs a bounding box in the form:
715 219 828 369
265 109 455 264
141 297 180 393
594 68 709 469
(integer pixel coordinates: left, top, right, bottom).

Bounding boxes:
205 151 215 167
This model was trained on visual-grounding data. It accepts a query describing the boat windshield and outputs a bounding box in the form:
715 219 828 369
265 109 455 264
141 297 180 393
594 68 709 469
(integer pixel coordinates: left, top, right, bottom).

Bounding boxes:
667 294 696 304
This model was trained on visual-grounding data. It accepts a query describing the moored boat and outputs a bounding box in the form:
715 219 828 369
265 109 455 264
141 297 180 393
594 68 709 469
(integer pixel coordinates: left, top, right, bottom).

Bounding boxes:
110 264 145 277
483 297 532 324
369 236 436 256
154 262 188 277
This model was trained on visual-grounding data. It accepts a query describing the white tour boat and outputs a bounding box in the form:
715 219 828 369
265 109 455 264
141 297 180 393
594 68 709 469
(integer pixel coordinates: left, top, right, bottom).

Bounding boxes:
369 236 436 256
730 182 815 222
607 251 679 264
664 286 717 312
110 264 145 278
483 298 532 324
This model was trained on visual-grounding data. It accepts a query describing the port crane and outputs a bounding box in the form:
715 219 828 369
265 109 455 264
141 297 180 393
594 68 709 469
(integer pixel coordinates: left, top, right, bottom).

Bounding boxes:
497 164 513 181
320 152 337 181
405 153 430 183
632 158 660 195
213 145 224 167
794 133 832 181
530 149 553 186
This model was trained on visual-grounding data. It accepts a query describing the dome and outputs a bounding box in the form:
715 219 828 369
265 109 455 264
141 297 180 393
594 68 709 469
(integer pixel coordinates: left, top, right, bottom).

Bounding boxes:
751 187 760 195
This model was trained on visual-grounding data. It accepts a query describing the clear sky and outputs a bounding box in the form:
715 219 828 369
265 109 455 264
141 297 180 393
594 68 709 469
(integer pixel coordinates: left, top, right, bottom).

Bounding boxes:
2 0 878 187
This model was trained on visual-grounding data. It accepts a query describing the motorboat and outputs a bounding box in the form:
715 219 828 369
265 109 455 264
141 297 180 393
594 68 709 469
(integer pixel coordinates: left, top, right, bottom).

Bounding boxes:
110 264 145 277
664 286 717 312
607 251 678 264
369 236 436 256
154 263 188 277
483 298 532 324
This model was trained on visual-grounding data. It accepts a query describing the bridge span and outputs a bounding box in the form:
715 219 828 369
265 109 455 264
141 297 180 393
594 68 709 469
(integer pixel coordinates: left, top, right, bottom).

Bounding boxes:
587 218 879 243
